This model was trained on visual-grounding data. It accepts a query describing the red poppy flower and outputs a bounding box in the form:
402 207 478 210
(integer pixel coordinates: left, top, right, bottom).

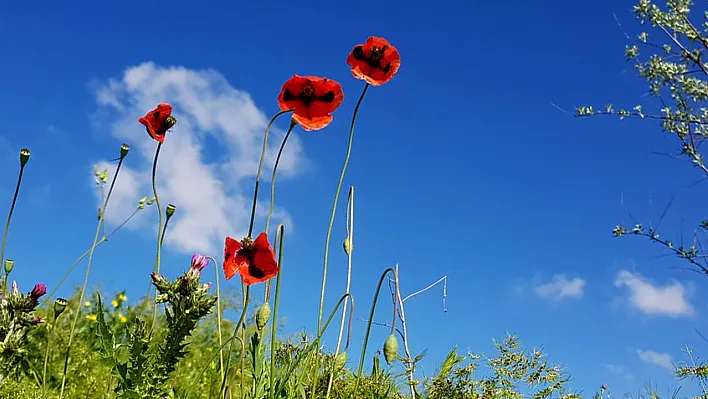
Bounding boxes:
138 103 177 143
223 232 279 285
278 75 344 131
347 36 401 86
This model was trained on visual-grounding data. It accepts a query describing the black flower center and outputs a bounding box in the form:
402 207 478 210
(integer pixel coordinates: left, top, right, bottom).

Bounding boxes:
352 45 391 74
283 82 336 106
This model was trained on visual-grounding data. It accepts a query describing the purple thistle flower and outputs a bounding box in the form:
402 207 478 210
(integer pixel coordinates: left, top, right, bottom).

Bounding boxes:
190 254 209 273
29 283 47 301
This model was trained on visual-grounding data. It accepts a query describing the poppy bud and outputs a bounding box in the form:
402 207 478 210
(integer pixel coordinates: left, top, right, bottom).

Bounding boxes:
334 351 347 372
255 302 271 330
93 165 100 177
97 208 103 221
54 298 68 318
29 283 47 301
165 115 177 130
19 148 30 167
166 204 176 220
383 334 398 365
3 259 14 274
147 197 156 205
343 237 352 256
120 143 130 159
100 170 108 184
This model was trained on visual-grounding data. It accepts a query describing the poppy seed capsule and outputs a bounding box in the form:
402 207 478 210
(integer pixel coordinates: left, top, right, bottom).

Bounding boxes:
166 204 176 219
120 143 130 159
255 302 271 330
3 259 14 274
165 116 177 130
343 237 352 256
383 334 398 365
54 298 68 318
19 148 30 167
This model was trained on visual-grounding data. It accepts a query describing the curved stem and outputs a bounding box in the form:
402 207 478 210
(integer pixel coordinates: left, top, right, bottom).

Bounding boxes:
248 109 293 238
326 186 355 399
60 156 125 398
0 163 26 294
264 121 296 235
317 83 370 332
273 293 354 399
42 208 141 307
207 255 225 386
352 267 396 398
41 317 57 398
150 205 173 329
148 143 164 328
189 333 244 399
219 285 250 397
269 224 285 399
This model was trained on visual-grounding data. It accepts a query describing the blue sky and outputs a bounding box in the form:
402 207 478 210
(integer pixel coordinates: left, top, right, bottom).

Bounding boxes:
1 0 707 396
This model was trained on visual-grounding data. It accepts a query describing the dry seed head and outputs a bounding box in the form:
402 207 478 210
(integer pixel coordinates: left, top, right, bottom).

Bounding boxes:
383 334 398 365
166 204 176 220
120 143 130 159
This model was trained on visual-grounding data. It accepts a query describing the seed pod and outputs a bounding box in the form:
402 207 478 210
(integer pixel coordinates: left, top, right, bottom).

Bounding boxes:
383 334 398 365
19 148 30 167
255 302 271 330
120 143 130 159
166 204 176 220
3 259 14 274
54 298 68 318
343 237 352 256
334 351 347 372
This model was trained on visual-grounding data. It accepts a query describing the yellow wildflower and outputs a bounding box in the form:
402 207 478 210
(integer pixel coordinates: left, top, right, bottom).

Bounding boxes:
85 314 97 321
118 293 127 302
84 301 91 308
118 314 127 323
111 300 119 308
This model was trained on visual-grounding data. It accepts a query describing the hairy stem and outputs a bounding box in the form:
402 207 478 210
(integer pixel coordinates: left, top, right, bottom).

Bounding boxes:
0 161 27 294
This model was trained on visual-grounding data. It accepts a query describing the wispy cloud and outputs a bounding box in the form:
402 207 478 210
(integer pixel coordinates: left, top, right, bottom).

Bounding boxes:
604 364 633 380
535 274 586 301
614 270 694 317
636 349 674 371
92 62 305 255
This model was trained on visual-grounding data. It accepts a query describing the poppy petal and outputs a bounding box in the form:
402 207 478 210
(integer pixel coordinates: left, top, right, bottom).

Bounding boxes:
223 236 242 280
226 254 249 281
347 36 401 86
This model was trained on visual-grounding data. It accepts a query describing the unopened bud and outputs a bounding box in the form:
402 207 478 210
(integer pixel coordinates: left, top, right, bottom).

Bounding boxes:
255 302 272 330
334 351 347 372
29 283 47 301
93 165 100 177
100 170 108 183
19 148 30 167
120 143 130 159
343 237 352 256
3 259 14 274
190 254 209 274
383 334 398 365
147 197 156 205
166 204 176 220
54 298 68 318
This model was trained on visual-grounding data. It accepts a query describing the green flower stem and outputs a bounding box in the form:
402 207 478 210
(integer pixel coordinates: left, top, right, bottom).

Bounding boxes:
268 224 285 399
150 203 174 329
248 109 293 238
60 153 126 398
189 333 244 399
352 267 396 398
148 143 164 325
325 186 355 399
264 120 297 235
207 255 225 386
0 159 28 294
317 83 370 333
42 208 142 307
219 285 250 397
41 316 58 398
274 293 354 399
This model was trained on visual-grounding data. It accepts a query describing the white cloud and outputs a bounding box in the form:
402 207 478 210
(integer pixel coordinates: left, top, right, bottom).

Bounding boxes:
614 270 694 317
92 62 304 255
636 349 674 371
535 275 586 300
